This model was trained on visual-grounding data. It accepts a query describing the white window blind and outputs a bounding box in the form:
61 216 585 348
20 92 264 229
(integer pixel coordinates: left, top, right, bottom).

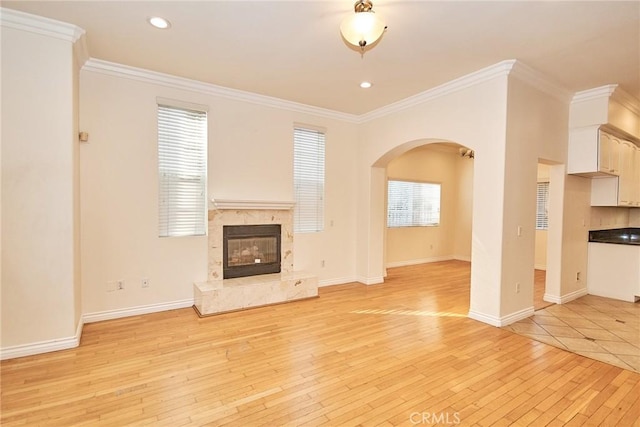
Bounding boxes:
387 180 441 227
536 182 549 230
158 104 207 237
294 127 325 233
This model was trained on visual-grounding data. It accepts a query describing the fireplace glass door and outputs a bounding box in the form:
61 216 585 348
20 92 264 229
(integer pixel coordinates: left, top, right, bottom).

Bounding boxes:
223 224 281 279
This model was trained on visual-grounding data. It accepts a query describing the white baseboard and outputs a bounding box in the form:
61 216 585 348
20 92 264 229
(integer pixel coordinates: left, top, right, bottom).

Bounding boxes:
386 256 454 268
500 306 535 325
468 306 534 327
1 317 84 361
318 276 357 287
453 255 471 262
543 287 587 305
83 298 195 323
356 275 384 285
534 264 547 271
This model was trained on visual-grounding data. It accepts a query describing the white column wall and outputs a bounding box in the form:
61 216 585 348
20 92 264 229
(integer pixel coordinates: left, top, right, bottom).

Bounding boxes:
500 77 569 317
1 27 79 348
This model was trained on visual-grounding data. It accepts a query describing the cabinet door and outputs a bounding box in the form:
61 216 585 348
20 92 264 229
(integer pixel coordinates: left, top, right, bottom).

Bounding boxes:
618 142 634 206
598 131 620 175
610 137 621 175
598 131 612 174
635 146 640 207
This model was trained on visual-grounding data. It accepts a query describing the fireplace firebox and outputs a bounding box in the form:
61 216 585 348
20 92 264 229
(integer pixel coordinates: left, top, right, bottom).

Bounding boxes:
223 224 281 279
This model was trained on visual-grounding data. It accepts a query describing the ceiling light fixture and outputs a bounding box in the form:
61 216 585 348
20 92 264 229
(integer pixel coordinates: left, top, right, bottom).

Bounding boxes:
148 16 171 29
340 0 387 55
360 81 372 88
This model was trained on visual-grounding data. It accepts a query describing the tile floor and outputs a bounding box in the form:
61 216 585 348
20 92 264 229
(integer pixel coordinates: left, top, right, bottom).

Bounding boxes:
504 294 640 372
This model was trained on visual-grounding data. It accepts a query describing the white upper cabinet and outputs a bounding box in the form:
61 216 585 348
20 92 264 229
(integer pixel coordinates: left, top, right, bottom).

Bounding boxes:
618 141 635 206
635 146 640 206
568 127 621 177
598 132 620 175
590 136 640 207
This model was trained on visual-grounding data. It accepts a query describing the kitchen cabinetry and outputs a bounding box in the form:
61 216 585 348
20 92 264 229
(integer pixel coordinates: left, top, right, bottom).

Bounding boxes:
598 131 620 175
635 146 640 204
587 242 640 303
583 129 640 207
618 141 639 207
568 127 620 177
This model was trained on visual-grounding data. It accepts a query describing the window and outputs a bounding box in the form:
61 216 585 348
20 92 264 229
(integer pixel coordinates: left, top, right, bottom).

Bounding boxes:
157 102 207 237
536 182 549 230
293 127 325 233
387 180 441 227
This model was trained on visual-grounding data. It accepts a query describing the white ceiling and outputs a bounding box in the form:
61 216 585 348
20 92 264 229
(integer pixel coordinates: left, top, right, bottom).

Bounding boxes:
3 1 639 115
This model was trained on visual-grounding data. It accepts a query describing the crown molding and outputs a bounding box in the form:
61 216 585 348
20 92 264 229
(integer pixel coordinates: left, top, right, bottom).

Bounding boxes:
359 60 517 123
509 61 572 103
83 56 622 124
82 59 360 124
572 84 640 116
359 59 573 123
0 7 85 43
73 33 89 68
572 84 618 103
0 9 626 122
611 86 640 116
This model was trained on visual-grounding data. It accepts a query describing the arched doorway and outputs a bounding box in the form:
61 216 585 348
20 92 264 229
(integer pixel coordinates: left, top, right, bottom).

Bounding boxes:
379 140 476 311
358 131 528 326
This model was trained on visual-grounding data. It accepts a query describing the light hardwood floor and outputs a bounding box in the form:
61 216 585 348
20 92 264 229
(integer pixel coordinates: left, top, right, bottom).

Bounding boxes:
2 261 638 426
534 269 553 311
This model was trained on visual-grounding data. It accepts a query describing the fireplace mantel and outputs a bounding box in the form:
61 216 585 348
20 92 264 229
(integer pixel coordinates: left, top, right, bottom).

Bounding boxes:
210 198 295 210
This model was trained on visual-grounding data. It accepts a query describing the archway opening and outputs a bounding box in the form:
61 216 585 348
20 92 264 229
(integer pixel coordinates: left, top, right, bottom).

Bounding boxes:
374 139 475 313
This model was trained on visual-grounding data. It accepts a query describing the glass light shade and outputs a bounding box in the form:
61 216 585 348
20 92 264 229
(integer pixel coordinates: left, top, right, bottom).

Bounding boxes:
340 11 386 48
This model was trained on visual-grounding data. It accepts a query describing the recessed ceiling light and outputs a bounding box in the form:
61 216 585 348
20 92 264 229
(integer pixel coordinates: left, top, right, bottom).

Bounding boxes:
360 81 372 89
148 16 171 29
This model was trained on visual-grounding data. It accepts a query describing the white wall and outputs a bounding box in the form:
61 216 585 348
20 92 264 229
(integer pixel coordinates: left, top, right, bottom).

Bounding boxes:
385 145 472 267
453 155 474 260
500 76 571 317
79 69 359 316
559 174 592 297
1 26 80 348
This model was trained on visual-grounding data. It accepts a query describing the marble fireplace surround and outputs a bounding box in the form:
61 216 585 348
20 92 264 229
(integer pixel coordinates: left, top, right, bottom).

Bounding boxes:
193 199 318 316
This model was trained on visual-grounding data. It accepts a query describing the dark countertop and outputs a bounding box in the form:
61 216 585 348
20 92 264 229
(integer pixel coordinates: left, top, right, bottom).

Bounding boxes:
589 228 640 246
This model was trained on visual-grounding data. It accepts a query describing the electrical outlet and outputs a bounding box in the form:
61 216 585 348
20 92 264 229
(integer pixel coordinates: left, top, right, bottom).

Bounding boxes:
516 283 520 293
517 226 522 237
321 260 325 268
117 280 125 290
142 278 149 288
107 281 116 292
576 272 581 281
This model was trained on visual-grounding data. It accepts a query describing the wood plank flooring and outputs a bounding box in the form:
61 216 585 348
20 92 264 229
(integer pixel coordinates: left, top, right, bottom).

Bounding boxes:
2 260 638 426
534 269 553 311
